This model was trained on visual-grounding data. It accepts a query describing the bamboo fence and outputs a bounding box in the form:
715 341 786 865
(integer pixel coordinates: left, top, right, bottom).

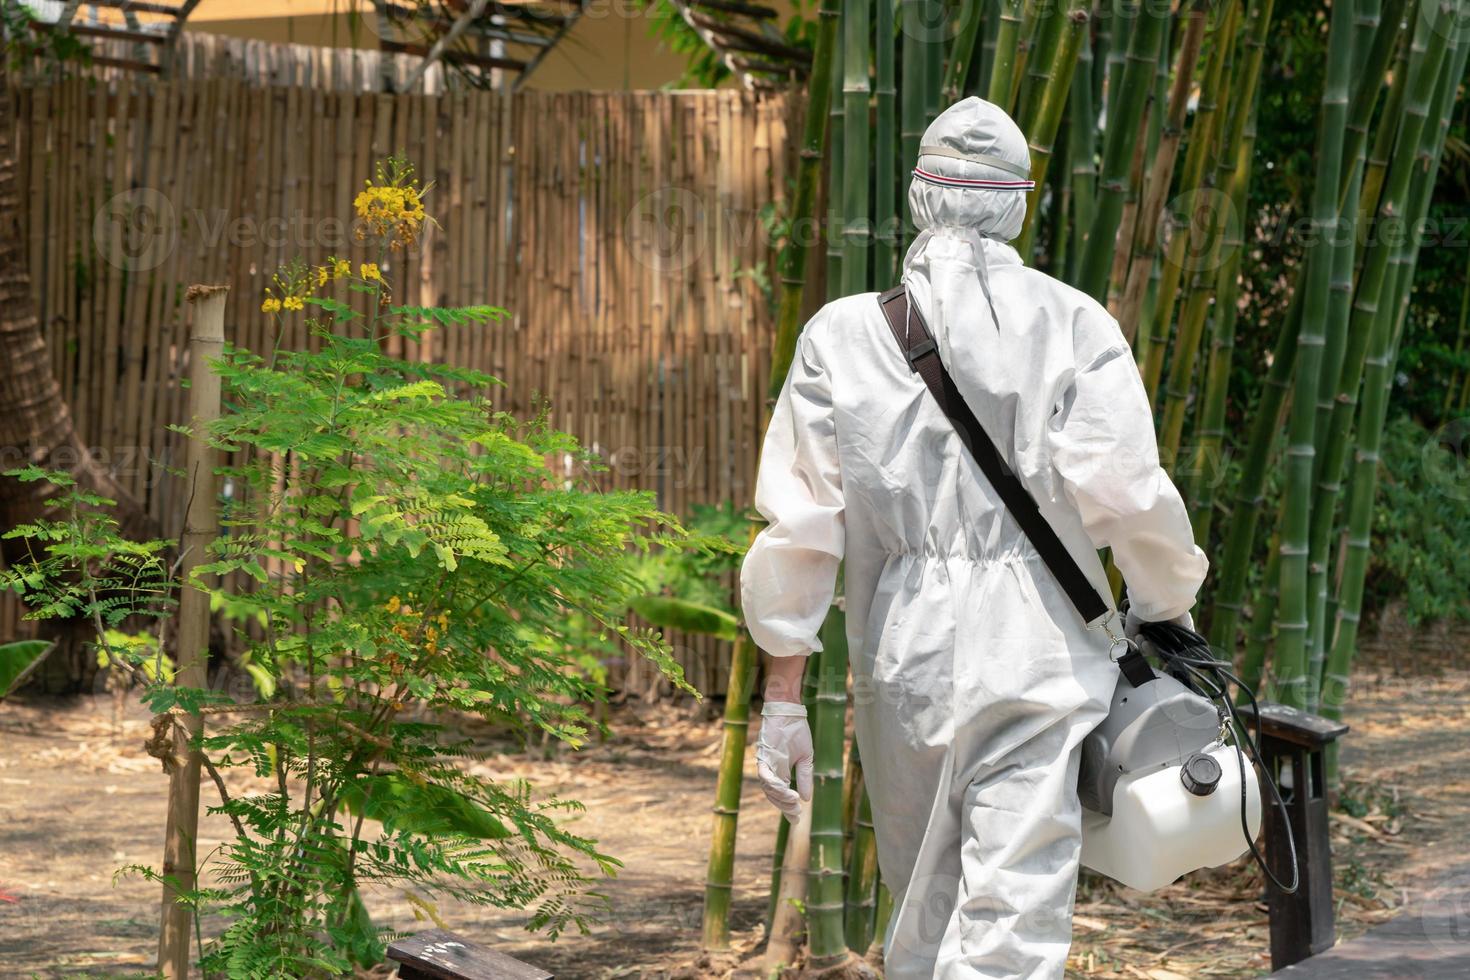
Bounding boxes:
2 75 794 695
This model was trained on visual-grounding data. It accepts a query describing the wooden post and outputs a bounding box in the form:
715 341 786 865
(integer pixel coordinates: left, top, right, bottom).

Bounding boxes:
156 284 227 978
1239 702 1350 971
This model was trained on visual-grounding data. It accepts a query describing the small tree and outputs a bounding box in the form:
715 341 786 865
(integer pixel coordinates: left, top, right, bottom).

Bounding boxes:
3 156 691 975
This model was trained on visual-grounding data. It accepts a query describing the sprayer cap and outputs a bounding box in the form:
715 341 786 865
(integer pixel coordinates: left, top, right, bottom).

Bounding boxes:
1181 752 1223 797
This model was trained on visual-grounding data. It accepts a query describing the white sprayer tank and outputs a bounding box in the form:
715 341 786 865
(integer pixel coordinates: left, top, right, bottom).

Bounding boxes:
1081 741 1263 892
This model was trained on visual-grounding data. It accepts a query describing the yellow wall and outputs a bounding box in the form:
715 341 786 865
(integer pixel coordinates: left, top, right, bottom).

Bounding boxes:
182 2 699 91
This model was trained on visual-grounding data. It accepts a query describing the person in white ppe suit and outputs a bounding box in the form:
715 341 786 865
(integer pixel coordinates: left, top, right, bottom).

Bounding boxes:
740 97 1209 979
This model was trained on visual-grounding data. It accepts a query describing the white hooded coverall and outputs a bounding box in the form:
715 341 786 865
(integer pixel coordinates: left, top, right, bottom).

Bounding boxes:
740 98 1209 978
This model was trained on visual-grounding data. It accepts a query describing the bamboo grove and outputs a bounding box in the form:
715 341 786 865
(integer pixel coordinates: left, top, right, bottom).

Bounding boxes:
704 0 1470 968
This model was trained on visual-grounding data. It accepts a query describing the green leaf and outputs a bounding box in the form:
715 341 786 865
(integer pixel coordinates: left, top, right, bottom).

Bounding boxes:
337 773 513 841
628 595 739 641
0 640 54 698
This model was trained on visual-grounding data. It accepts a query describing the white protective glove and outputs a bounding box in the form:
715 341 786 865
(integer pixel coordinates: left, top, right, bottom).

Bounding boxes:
755 701 814 823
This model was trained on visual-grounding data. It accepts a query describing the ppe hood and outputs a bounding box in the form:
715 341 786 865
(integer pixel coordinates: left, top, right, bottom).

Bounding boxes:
907 96 1033 242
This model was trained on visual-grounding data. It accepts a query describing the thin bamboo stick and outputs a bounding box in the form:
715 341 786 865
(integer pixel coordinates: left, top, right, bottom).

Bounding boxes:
156 283 228 978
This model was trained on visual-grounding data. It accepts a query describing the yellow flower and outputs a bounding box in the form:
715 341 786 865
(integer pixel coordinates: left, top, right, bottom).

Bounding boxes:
353 158 430 249
386 595 402 613
282 296 305 311
314 266 329 287
333 258 351 278
261 297 282 314
360 263 382 282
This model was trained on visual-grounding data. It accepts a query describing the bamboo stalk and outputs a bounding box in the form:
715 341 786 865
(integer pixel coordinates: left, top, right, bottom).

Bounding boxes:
1074 0 1168 302
874 0 898 285
843 781 880 952
701 633 758 948
1206 292 1302 652
1065 21 1096 283
1322 6 1467 723
764 805 814 970
806 604 850 967
944 0 985 103
1341 0 1410 212
979 0 1002 93
1188 96 1261 533
900 0 927 247
1303 0 1451 690
1136 0 1240 379
840 0 872 297
156 284 228 978
767 0 840 399
826 27 846 302
988 0 1026 110
1306 0 1392 685
922 0 944 122
1117 0 1218 351
1238 509 1283 697
1015 0 1090 260
1015 0 1063 122
1274 0 1356 711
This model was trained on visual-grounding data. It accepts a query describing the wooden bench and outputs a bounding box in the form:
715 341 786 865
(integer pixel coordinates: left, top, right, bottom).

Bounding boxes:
387 930 553 980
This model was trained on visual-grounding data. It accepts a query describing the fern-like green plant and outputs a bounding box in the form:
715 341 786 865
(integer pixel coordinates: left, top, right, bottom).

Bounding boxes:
5 155 692 976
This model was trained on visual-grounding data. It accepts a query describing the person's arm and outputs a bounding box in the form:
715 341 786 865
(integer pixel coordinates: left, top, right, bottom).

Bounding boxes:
741 321 842 821
763 652 808 703
740 321 845 666
1045 325 1208 623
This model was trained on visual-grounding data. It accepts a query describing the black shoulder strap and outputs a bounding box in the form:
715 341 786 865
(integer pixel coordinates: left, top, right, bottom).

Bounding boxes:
877 284 1116 631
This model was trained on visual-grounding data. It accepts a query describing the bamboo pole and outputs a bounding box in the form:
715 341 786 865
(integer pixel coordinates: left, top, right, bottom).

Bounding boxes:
1341 0 1411 212
843 781 880 951
156 283 228 978
767 0 840 400
875 0 898 285
1065 20 1096 283
1188 96 1261 533
1115 0 1213 348
1136 0 1240 379
988 0 1026 110
805 604 851 967
1322 5 1467 723
826 28 846 302
922 0 944 121
944 0 986 103
701 633 758 948
1274 0 1356 711
840 0 872 297
764 805 814 971
1015 0 1090 260
1074 0 1168 302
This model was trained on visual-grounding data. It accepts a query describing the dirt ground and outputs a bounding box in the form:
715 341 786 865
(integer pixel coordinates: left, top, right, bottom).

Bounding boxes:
1 656 1468 979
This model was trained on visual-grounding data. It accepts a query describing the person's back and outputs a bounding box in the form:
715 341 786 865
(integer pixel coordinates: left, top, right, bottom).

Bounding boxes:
740 97 1208 980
